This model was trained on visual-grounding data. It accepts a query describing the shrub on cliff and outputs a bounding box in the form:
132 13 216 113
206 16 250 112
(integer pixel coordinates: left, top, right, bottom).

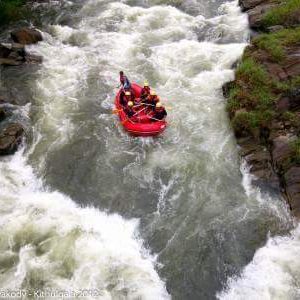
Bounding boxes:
262 0 300 27
253 28 300 62
0 0 26 25
227 57 275 111
290 138 300 163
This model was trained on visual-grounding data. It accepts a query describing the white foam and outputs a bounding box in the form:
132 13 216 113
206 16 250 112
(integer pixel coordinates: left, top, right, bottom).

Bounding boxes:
218 225 300 300
0 149 170 298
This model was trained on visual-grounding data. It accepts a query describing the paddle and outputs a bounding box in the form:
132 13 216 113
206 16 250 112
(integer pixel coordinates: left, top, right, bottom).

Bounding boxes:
121 107 147 125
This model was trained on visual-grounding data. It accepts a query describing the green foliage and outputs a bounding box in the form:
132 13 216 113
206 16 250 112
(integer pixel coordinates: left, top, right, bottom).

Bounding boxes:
253 28 300 62
0 0 26 25
235 58 275 109
282 111 300 128
236 57 269 87
253 35 285 61
232 110 275 133
226 87 241 114
290 138 300 163
262 0 300 27
290 76 300 89
229 58 277 134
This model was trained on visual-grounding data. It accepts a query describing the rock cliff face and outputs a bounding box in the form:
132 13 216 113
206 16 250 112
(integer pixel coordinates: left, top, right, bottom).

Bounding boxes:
225 0 300 217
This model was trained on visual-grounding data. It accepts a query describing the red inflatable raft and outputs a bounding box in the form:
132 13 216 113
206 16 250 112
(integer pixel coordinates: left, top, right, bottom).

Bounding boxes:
115 83 167 137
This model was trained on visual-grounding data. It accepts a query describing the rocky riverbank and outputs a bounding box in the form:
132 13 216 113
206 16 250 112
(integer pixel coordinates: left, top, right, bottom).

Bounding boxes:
0 27 43 154
224 0 300 216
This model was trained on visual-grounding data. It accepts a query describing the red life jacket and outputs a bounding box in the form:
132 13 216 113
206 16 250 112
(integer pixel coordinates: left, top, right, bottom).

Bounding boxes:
154 107 167 120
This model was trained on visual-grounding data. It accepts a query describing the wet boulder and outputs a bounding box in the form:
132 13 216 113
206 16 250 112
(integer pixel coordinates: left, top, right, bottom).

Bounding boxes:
239 0 267 12
0 123 24 155
222 81 235 98
285 166 300 217
11 28 43 45
0 43 42 66
238 136 280 190
0 43 26 66
247 3 278 29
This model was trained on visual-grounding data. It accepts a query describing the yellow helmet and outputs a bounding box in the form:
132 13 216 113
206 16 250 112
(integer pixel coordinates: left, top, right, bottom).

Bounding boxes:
128 101 134 107
156 102 162 108
144 81 149 87
150 90 156 96
125 91 131 96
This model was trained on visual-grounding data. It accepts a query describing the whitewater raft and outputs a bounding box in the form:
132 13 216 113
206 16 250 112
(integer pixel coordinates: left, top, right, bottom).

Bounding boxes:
115 83 167 137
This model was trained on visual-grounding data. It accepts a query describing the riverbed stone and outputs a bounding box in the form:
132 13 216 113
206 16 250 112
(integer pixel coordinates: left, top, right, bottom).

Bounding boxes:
11 28 43 45
0 123 24 155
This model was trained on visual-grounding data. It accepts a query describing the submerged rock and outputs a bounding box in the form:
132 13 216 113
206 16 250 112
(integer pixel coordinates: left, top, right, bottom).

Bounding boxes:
0 123 24 155
11 28 43 45
0 43 42 66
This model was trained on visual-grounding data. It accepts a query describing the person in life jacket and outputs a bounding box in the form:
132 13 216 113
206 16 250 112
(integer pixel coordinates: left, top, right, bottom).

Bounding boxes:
124 101 135 117
147 90 160 108
119 71 131 90
153 102 167 120
121 91 134 106
140 81 151 101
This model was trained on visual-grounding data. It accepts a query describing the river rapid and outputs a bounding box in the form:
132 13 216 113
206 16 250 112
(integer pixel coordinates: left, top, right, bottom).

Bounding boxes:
0 0 300 299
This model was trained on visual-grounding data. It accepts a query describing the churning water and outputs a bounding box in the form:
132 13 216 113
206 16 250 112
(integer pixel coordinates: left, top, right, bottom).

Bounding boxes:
0 0 299 299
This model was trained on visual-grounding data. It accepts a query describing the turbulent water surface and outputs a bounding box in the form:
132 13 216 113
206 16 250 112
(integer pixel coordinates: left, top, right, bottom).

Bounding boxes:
0 0 299 299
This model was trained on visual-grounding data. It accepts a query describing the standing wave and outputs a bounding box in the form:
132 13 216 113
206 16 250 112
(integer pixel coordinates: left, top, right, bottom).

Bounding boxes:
0 150 170 299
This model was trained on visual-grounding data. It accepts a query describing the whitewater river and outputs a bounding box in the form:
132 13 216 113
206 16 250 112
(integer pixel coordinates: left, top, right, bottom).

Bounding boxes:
1 0 300 299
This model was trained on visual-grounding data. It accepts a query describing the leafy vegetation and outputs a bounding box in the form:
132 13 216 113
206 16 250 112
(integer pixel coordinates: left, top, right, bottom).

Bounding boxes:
227 57 276 134
0 0 26 26
290 138 300 163
262 0 300 27
253 28 300 61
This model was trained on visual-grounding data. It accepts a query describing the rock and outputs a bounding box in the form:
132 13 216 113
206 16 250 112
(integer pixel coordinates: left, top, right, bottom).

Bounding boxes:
0 43 26 66
0 108 6 122
0 42 42 66
288 9 300 26
0 123 24 155
247 3 278 29
237 136 280 189
272 135 293 172
25 54 43 64
264 62 288 81
222 81 235 98
0 58 23 66
267 25 285 33
277 97 290 112
11 28 43 45
0 44 11 58
0 97 7 105
239 0 267 12
284 47 300 78
288 88 300 111
285 166 300 215
279 88 300 112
